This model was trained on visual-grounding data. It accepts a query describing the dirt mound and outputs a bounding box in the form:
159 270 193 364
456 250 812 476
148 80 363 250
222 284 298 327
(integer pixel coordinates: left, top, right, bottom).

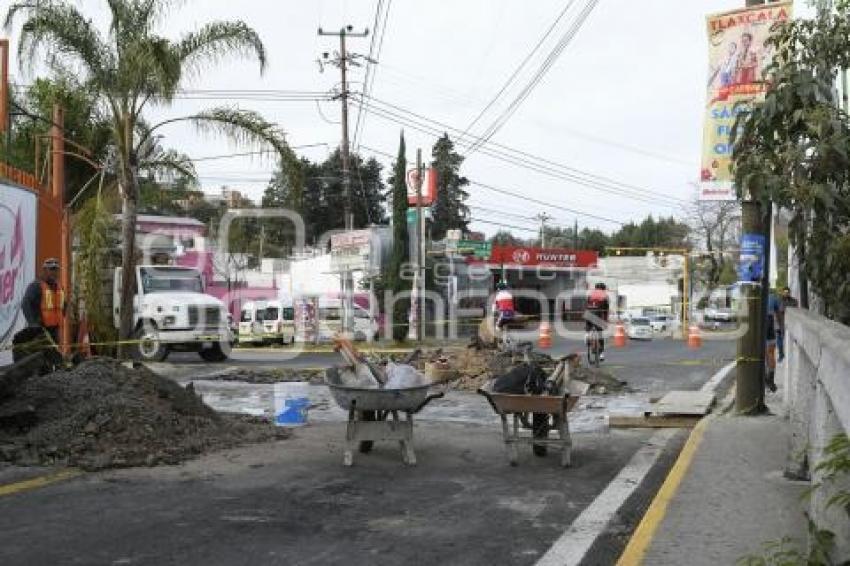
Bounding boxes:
0 358 288 470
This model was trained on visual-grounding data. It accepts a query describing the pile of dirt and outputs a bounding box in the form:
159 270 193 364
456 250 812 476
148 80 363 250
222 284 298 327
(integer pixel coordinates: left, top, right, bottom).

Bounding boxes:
205 367 325 385
0 358 289 471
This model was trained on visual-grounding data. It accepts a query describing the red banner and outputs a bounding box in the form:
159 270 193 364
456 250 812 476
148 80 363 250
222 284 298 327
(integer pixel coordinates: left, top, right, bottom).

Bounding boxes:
482 246 598 268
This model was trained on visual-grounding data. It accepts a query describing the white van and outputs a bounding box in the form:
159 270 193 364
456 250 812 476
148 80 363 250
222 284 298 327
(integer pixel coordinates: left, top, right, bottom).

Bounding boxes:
262 300 296 345
316 298 379 342
238 300 267 345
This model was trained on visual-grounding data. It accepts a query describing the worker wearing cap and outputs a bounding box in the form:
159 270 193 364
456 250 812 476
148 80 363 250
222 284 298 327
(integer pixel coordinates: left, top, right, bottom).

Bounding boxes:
21 258 66 344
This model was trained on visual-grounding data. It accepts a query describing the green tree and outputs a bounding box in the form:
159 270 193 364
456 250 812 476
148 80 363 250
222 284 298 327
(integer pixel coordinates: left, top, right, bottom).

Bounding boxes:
385 132 410 341
732 3 850 322
490 230 526 246
4 76 112 206
6 0 291 353
430 134 469 240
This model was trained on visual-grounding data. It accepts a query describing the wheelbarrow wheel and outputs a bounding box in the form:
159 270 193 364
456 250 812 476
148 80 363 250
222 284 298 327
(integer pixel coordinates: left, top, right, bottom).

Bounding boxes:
359 411 377 453
532 413 550 457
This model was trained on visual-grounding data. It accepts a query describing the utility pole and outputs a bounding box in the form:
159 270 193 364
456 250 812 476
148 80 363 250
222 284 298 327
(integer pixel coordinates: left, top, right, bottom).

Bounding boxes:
535 212 552 248
736 0 780 414
318 25 369 231
574 218 579 249
318 25 369 335
416 148 424 342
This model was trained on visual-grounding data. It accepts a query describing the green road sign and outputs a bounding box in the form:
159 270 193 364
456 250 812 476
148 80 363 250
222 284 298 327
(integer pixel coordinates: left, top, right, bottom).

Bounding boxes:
456 239 491 259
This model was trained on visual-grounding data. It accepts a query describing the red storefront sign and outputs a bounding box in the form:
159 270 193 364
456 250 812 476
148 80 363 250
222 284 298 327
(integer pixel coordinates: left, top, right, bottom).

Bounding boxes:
482 246 598 268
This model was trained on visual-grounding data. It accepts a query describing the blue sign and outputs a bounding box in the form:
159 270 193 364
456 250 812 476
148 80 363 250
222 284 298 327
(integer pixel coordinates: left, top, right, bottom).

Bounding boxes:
738 233 766 283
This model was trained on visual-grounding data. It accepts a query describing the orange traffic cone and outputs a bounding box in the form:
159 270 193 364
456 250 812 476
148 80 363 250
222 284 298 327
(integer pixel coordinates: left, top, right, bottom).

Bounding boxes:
687 324 702 349
613 321 627 348
78 317 92 358
538 321 552 349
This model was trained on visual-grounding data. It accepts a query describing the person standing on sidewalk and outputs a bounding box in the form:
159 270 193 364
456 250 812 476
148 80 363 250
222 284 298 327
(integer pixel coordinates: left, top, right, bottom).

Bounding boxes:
773 286 797 362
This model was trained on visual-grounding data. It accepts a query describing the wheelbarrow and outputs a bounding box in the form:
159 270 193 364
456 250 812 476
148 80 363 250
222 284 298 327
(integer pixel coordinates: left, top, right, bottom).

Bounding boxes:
325 367 444 466
478 385 579 467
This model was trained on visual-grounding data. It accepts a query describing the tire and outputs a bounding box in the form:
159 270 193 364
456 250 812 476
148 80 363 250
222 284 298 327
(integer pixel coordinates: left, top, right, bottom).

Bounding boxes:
199 343 229 362
134 323 169 362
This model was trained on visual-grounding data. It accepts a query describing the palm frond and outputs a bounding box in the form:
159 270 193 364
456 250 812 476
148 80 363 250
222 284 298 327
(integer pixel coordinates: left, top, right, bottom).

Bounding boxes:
186 107 287 155
178 21 267 78
6 2 114 80
140 149 197 182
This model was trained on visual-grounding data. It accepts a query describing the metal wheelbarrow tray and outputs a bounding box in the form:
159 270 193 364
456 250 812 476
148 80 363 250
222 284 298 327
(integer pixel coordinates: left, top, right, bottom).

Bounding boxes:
325 368 444 466
478 385 579 467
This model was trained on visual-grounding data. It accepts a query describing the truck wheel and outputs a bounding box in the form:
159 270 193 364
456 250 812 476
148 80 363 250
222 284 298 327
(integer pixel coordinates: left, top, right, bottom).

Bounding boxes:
199 343 228 362
134 323 169 362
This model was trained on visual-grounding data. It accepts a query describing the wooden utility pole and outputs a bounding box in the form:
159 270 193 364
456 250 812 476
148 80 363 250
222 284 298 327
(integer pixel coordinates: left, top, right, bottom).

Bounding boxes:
51 104 71 355
318 25 368 335
318 25 369 231
736 0 780 414
415 148 424 342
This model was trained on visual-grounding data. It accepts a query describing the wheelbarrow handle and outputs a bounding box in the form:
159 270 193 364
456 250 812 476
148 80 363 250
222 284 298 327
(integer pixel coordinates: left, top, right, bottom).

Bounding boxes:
412 391 444 414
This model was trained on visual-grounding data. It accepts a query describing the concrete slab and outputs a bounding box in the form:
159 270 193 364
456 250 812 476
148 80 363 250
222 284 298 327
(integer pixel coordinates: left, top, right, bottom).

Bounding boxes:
652 390 716 416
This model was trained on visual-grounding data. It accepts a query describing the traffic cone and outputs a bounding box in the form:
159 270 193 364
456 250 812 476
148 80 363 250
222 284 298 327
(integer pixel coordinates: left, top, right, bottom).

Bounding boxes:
613 321 627 348
78 317 92 358
687 324 702 349
538 321 552 349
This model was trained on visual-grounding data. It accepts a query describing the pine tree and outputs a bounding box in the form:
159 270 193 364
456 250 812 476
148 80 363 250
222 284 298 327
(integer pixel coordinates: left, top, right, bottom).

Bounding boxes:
430 134 470 240
386 132 410 341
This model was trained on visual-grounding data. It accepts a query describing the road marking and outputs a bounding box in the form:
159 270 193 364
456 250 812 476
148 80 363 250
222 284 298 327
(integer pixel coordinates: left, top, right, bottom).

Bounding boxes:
616 418 708 565
0 468 81 497
535 428 678 566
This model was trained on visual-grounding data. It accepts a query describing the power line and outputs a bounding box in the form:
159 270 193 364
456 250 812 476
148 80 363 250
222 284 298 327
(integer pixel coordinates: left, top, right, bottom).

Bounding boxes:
458 0 577 148
190 143 330 162
468 217 539 233
356 98 685 207
465 0 599 156
359 143 625 226
352 0 392 153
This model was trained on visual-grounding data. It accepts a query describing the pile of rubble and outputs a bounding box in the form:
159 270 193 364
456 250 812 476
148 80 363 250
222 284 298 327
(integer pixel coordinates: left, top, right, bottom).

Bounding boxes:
376 347 628 394
0 358 288 471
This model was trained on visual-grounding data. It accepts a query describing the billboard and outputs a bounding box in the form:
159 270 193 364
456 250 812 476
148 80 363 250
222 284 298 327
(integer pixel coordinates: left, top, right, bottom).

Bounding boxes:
700 2 792 201
0 182 37 348
476 246 598 269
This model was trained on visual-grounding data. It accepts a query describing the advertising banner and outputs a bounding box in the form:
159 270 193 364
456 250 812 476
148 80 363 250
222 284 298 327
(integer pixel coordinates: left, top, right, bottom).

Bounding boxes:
700 2 792 201
478 246 598 269
0 182 37 348
738 233 766 283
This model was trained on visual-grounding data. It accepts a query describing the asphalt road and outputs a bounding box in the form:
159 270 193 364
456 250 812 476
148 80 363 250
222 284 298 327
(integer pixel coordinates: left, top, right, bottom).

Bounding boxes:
167 335 736 395
0 337 735 566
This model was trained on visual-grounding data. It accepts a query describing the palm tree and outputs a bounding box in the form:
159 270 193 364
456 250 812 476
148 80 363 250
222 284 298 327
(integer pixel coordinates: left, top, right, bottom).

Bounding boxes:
5 0 293 356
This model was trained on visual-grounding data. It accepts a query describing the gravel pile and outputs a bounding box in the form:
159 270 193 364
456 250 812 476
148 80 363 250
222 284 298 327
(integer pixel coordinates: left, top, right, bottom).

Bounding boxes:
0 358 288 470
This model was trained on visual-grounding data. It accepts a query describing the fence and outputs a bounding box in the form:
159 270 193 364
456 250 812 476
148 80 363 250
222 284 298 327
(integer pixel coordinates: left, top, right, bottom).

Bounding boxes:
783 307 850 557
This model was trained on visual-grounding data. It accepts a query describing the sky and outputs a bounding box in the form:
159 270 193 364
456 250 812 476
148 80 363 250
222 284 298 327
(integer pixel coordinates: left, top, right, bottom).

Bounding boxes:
6 0 810 237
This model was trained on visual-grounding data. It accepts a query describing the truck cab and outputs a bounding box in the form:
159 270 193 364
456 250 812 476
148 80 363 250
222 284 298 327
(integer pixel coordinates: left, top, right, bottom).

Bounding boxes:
114 265 233 362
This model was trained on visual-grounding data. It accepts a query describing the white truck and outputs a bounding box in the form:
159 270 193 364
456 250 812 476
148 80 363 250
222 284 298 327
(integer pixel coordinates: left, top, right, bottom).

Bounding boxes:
113 265 233 362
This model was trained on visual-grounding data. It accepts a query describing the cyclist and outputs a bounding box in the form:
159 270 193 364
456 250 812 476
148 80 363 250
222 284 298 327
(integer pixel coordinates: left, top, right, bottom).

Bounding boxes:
585 282 610 361
493 280 515 330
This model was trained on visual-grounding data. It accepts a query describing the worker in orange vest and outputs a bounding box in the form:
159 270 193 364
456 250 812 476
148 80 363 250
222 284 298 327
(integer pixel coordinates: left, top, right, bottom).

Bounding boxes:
21 258 66 344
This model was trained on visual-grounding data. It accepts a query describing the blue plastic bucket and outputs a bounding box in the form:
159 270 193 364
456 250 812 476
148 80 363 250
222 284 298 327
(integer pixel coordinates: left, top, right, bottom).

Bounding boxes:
273 382 310 427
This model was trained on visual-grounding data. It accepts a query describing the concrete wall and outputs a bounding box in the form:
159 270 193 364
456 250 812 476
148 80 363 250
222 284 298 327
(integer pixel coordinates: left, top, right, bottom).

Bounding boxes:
783 308 850 557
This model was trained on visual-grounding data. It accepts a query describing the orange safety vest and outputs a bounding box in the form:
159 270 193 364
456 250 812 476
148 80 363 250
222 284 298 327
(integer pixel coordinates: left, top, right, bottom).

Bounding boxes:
40 281 65 328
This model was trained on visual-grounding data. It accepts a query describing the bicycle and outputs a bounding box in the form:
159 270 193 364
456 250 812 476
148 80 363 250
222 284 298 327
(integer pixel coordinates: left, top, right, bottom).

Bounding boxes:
586 327 602 368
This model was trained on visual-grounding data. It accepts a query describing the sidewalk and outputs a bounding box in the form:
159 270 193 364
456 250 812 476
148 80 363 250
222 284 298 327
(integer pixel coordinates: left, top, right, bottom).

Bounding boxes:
619 390 809 565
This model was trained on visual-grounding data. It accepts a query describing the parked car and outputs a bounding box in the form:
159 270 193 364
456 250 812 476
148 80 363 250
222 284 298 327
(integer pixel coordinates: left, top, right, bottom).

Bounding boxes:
649 314 676 333
316 299 379 342
239 300 267 345
705 306 736 322
626 317 653 340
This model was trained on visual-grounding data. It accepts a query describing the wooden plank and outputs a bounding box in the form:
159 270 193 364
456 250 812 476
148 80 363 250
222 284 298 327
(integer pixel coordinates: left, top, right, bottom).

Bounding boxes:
653 390 716 416
609 415 701 429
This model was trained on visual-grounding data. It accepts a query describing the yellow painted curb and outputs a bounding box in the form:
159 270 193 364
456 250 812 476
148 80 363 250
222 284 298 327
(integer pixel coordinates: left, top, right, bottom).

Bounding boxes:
616 417 709 565
0 468 81 497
